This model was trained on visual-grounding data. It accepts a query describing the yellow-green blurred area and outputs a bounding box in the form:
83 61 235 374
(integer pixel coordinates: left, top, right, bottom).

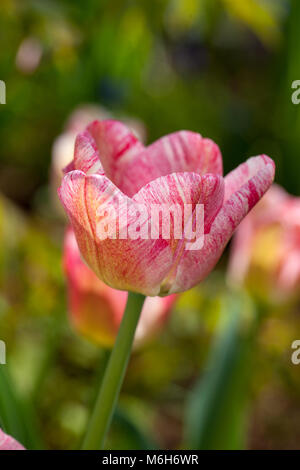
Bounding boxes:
0 0 300 450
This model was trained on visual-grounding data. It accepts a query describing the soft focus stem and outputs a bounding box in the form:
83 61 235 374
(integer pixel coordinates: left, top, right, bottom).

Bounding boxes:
82 292 146 449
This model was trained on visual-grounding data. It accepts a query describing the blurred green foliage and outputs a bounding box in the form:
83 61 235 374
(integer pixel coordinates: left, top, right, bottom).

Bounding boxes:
0 0 300 450
1 0 300 205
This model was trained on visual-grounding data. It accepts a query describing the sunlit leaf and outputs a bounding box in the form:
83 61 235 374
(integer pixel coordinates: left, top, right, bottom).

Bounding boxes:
221 0 282 46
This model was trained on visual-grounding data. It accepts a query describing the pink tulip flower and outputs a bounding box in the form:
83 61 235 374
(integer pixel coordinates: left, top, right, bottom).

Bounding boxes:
64 227 177 347
228 184 300 301
0 428 25 450
59 120 275 296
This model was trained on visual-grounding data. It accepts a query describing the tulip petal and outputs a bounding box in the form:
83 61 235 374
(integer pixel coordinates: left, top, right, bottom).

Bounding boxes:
59 170 175 295
59 171 224 296
73 130 104 175
76 120 144 183
120 132 223 196
169 155 275 293
72 120 223 197
133 172 224 294
224 154 273 202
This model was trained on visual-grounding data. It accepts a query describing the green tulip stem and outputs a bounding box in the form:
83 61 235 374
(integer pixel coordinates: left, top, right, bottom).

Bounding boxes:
81 292 146 449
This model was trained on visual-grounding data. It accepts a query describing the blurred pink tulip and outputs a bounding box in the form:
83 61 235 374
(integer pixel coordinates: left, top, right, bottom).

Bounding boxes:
59 119 275 296
64 227 177 347
0 428 25 450
228 184 300 301
15 37 43 74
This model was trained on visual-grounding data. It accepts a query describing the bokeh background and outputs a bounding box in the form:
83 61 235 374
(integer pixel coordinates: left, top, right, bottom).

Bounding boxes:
0 0 300 450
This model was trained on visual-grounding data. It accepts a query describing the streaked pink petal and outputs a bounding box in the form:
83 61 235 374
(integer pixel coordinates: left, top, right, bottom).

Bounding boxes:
75 120 144 186
71 120 223 197
63 160 75 174
133 172 224 294
224 154 273 202
73 131 104 175
168 155 275 293
59 171 174 295
120 132 223 196
59 171 224 296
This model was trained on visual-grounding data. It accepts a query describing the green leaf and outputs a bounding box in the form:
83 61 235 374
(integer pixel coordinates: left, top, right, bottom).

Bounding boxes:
0 365 43 449
184 296 256 449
